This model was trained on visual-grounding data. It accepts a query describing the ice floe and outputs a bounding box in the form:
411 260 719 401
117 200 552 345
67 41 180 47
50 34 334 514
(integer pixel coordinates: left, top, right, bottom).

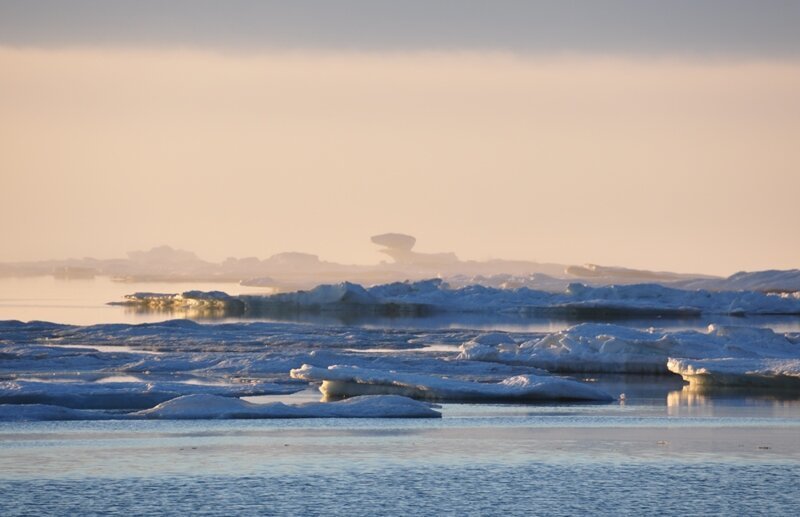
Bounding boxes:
0 394 441 421
133 394 441 419
290 364 613 402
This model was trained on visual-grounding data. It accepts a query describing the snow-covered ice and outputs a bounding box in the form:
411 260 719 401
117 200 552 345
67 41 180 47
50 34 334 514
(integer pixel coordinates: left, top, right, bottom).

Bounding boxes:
133 393 441 419
290 364 613 402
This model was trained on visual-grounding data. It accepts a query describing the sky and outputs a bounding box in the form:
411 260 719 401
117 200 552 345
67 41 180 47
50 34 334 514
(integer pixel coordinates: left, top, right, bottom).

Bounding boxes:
1 1 799 275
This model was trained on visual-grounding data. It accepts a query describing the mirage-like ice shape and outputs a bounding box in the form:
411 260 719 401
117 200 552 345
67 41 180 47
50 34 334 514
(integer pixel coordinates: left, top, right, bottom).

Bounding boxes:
565 263 711 284
111 291 245 311
0 379 296 410
133 393 441 419
674 269 800 293
667 358 800 388
290 364 613 402
458 323 800 374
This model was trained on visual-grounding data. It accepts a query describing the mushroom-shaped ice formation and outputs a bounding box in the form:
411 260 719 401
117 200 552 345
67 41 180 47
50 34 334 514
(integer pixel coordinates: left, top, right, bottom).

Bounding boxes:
371 233 417 251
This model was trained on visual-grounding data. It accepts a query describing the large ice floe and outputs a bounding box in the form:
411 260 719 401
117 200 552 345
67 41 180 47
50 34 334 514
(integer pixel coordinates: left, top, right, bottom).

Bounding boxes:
290 364 613 402
114 279 800 317
0 395 440 421
133 394 440 419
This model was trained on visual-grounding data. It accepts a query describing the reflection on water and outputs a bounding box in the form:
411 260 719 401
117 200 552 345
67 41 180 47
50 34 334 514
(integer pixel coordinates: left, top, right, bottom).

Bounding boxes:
667 385 800 417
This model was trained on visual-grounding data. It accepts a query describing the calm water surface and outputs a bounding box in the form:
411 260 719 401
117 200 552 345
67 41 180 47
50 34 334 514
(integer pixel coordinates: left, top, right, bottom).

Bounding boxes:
2 400 799 515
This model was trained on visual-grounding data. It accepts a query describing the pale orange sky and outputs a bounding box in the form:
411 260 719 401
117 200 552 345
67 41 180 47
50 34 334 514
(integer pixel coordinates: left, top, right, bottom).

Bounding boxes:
1 48 799 275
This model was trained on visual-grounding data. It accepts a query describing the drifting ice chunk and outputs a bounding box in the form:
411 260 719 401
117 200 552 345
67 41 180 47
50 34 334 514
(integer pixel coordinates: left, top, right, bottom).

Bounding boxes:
133 393 440 419
667 358 800 388
290 364 613 402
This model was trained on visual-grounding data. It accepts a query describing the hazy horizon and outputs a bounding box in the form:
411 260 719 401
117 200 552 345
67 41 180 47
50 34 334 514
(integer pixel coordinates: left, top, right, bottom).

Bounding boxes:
2 1 799 276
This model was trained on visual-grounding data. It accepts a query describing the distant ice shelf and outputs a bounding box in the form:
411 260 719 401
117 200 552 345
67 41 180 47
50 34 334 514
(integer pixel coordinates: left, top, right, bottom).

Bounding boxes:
112 279 800 318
